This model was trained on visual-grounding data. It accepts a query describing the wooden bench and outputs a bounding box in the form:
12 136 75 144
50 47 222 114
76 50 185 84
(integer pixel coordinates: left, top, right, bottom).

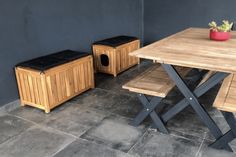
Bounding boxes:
123 65 191 98
214 74 236 112
122 64 191 133
211 74 236 151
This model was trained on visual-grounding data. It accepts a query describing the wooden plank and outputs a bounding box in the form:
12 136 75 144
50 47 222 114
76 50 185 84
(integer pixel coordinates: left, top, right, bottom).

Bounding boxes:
123 64 191 97
36 78 44 106
28 75 36 104
55 73 63 101
15 69 25 105
130 28 236 74
32 76 40 105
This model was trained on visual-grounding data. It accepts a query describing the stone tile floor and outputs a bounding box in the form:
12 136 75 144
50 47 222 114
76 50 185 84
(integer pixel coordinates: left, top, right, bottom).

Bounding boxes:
1 60 236 157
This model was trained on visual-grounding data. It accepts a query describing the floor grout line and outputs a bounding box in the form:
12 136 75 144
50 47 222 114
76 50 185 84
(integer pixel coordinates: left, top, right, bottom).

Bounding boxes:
50 138 77 157
195 132 207 157
6 112 79 139
127 129 149 154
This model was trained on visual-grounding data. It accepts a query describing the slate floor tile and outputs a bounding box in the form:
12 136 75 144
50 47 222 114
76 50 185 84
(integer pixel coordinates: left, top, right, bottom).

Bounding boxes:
129 131 201 157
0 114 33 144
110 96 143 118
166 108 209 140
8 101 73 124
80 116 147 152
54 139 136 157
42 107 110 137
0 126 75 157
70 88 131 112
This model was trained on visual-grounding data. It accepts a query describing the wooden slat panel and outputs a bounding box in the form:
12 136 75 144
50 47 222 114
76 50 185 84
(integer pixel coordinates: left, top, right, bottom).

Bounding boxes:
73 67 79 93
60 71 66 99
32 76 40 105
55 73 63 101
18 73 27 101
36 78 44 106
46 76 54 106
23 74 31 102
50 75 59 103
123 64 191 97
28 75 36 104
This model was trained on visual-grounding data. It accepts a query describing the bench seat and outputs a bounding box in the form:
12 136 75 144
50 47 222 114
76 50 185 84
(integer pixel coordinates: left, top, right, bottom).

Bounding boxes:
214 74 236 112
122 64 191 97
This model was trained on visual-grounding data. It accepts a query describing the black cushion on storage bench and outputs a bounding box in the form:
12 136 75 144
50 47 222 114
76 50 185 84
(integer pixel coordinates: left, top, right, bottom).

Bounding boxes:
93 36 138 48
16 50 89 72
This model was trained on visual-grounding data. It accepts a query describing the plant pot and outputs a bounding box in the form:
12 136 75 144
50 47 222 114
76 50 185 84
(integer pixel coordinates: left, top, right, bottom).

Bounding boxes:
210 30 231 41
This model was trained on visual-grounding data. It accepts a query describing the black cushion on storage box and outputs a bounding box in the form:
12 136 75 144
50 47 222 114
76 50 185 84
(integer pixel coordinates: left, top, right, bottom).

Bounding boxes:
93 36 138 48
16 50 89 72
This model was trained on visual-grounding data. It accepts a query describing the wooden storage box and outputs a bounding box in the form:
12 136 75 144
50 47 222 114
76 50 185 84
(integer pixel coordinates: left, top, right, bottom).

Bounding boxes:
15 50 94 113
93 36 140 77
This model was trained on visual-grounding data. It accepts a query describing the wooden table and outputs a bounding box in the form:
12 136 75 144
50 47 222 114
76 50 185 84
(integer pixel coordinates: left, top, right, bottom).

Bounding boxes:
131 28 236 73
130 28 236 151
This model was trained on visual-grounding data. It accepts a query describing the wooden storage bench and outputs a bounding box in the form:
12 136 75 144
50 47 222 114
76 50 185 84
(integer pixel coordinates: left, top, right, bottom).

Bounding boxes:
15 50 95 113
93 36 140 77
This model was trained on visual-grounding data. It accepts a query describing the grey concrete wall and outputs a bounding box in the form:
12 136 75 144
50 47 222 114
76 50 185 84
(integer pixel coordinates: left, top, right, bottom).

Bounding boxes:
144 0 236 44
0 0 143 106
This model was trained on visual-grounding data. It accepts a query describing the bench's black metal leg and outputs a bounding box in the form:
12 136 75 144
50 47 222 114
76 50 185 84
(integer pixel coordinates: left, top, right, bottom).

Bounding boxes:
161 64 232 150
162 99 189 123
162 72 229 123
132 94 161 126
149 111 169 134
132 94 168 134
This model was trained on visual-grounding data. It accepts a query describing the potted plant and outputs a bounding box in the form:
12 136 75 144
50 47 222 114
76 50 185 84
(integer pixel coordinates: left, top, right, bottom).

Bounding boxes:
209 20 233 41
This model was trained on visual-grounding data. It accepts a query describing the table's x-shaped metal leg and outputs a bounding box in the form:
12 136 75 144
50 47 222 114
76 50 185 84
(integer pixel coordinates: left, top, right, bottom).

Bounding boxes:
210 111 236 151
161 64 232 151
131 94 168 134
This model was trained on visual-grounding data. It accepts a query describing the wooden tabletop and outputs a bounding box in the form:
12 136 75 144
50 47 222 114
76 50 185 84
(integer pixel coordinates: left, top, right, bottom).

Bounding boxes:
131 28 236 74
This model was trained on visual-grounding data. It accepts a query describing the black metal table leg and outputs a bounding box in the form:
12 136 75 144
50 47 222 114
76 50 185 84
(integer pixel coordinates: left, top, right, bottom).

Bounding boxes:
161 64 231 150
211 111 236 151
162 72 229 123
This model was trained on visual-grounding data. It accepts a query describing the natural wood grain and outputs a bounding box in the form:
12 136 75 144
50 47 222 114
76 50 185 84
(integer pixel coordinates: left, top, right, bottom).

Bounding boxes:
15 55 95 113
130 28 236 74
93 40 140 77
122 64 191 97
214 74 236 112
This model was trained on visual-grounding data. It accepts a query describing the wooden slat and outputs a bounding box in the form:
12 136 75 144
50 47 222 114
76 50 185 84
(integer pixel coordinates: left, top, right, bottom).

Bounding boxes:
122 64 191 97
36 78 44 106
32 76 40 105
130 28 236 74
214 74 236 112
